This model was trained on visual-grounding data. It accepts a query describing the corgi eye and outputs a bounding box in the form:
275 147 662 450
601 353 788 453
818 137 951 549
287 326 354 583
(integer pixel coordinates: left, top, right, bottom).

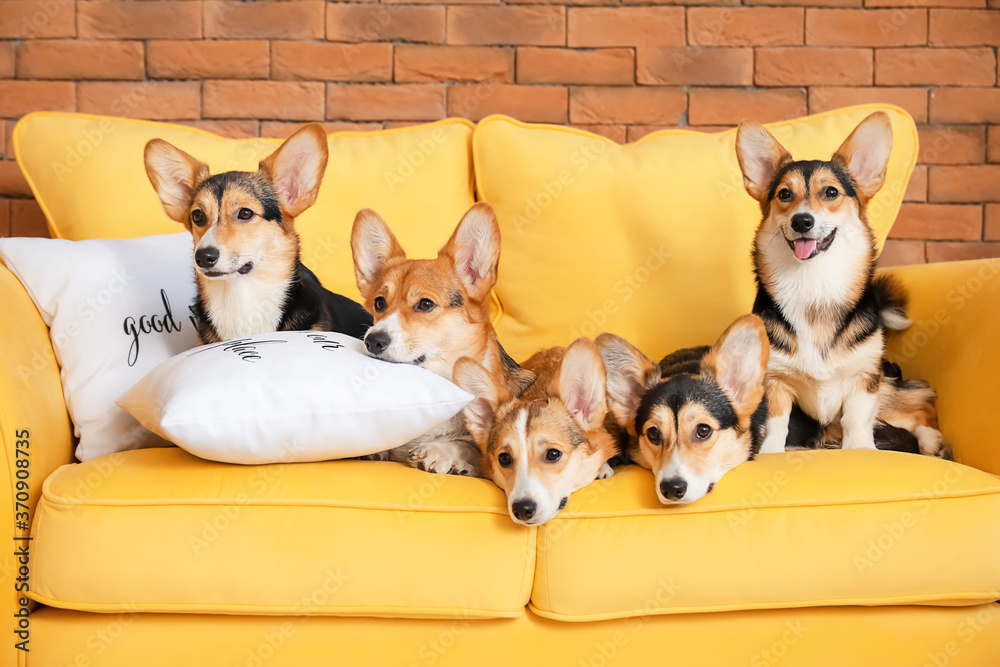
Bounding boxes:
545 449 562 463
191 209 206 227
238 208 254 221
695 424 713 440
646 426 662 446
373 296 387 312
498 452 512 467
824 186 839 199
415 298 436 312
777 188 794 202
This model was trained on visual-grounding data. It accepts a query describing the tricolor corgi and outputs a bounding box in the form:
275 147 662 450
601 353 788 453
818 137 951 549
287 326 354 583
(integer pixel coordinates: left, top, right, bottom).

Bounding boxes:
599 315 771 504
454 338 621 525
735 112 948 458
351 202 534 475
598 317 947 505
144 124 371 344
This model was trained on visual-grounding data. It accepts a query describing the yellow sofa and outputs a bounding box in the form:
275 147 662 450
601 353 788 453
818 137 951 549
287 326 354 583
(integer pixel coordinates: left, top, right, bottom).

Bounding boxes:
2 109 1000 666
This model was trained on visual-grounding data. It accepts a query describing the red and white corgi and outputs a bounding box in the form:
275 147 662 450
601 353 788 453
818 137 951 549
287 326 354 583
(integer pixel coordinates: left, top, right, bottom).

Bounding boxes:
351 202 534 475
454 339 620 525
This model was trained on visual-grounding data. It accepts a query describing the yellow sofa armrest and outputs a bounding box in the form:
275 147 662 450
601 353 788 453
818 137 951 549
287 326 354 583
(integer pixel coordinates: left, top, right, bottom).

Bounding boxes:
0 261 74 665
881 258 1000 474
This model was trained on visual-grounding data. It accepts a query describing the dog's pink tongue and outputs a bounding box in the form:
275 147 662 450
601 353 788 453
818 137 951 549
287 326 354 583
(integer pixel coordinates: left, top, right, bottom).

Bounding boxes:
794 238 816 260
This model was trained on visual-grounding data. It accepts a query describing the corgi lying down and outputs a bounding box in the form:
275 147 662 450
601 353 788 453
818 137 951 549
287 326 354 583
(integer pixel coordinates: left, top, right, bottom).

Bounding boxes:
455 338 621 525
351 202 534 475
598 315 948 504
599 316 772 504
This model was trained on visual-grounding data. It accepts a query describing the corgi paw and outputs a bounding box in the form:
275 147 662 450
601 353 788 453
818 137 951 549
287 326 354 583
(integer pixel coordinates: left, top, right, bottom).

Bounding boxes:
595 462 615 480
915 426 951 459
758 433 786 455
842 434 877 450
408 441 479 476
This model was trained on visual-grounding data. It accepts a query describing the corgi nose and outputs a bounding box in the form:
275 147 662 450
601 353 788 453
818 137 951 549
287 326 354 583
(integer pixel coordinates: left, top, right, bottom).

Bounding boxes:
791 213 814 234
364 331 390 355
511 499 536 521
660 478 687 501
195 246 219 268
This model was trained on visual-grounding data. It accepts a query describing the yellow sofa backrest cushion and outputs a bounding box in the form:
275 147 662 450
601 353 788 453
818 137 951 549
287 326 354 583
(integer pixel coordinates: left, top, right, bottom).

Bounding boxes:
474 105 918 362
13 113 475 302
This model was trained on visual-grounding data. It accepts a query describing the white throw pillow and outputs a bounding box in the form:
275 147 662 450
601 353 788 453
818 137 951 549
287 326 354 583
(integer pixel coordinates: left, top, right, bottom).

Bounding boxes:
117 331 474 464
0 233 200 461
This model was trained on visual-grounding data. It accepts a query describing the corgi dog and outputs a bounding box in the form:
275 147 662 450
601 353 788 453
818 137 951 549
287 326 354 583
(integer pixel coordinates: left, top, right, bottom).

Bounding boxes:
598 317 944 505
599 315 771 504
735 111 948 458
351 202 534 475
453 338 620 525
144 124 371 344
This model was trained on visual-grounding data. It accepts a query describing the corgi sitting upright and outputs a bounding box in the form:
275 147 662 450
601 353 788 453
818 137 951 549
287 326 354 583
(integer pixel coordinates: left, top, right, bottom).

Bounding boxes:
598 315 771 504
144 124 371 344
735 112 947 458
351 202 534 475
454 338 621 525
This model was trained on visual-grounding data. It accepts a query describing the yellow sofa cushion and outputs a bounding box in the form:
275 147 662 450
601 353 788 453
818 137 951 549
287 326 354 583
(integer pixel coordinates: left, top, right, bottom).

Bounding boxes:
531 450 1000 622
13 113 475 302
29 449 534 619
29 605 1000 667
473 105 918 361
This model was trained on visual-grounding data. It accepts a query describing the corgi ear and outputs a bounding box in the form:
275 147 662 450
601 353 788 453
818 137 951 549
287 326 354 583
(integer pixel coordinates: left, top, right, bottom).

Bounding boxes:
259 123 329 218
453 356 508 452
351 208 406 299
700 315 770 419
735 121 792 203
834 111 894 201
596 333 660 432
144 139 209 224
440 202 501 302
595 333 660 433
554 338 608 433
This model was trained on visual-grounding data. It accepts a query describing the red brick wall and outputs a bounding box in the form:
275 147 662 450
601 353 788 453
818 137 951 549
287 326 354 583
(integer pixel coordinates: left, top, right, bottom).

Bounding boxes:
0 0 997 265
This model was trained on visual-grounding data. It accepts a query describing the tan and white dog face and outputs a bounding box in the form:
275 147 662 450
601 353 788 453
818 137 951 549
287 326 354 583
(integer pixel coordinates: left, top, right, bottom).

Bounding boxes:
736 112 893 274
599 316 769 504
350 203 500 381
454 339 616 526
144 124 328 284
